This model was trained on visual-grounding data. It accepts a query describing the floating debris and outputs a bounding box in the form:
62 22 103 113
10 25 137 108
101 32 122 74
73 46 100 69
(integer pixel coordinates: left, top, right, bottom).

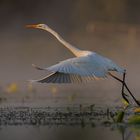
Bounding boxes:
0 105 134 127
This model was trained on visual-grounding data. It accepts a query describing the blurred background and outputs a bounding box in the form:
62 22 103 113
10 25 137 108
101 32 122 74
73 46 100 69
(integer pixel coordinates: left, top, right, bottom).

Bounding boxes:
0 0 140 104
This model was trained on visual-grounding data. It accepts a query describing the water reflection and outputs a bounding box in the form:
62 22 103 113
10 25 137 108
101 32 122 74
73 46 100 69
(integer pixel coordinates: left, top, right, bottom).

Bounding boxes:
0 119 140 140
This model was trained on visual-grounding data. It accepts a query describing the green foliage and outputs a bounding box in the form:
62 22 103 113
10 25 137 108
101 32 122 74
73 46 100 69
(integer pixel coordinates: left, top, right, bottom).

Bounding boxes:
114 111 125 123
128 115 140 124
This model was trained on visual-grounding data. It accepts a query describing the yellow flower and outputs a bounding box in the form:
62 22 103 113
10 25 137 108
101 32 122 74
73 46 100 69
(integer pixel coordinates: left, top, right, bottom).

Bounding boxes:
50 86 58 97
68 94 77 102
28 83 36 93
6 83 18 93
134 108 140 113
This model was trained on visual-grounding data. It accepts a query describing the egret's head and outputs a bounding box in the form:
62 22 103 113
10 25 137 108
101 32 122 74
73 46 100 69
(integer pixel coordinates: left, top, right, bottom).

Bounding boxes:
26 24 49 30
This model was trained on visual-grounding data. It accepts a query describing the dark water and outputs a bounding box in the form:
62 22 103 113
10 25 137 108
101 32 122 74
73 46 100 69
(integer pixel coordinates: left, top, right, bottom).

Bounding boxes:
0 100 139 140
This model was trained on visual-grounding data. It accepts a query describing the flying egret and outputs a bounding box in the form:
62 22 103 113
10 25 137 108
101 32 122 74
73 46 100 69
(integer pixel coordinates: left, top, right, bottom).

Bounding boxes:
26 24 140 106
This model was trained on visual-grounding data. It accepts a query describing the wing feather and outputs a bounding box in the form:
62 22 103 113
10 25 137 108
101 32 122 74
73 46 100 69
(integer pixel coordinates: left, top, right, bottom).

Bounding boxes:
31 53 123 83
30 72 85 83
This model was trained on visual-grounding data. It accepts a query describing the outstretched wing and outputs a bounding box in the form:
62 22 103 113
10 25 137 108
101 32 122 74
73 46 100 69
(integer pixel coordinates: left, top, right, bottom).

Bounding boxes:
30 54 109 83
47 55 108 77
30 72 84 83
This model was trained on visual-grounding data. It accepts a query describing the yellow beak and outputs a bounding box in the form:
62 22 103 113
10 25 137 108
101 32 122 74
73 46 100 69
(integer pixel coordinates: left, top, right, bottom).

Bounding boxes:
26 24 38 28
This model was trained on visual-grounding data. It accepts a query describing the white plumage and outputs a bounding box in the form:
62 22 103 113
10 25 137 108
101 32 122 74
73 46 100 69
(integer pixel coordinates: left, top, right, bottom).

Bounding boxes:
27 24 125 83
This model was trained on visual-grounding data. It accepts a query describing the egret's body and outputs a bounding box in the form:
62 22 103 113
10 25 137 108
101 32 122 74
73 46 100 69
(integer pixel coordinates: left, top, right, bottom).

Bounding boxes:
44 53 124 83
27 23 140 106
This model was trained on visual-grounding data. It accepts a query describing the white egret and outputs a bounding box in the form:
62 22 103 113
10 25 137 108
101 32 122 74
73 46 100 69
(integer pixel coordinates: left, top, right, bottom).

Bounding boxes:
26 24 140 106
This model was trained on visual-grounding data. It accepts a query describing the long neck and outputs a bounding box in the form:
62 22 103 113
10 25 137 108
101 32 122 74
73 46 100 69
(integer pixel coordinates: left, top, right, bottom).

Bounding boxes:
44 26 82 56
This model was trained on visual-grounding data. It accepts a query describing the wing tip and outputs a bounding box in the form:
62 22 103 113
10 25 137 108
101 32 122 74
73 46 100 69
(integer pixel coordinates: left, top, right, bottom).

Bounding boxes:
32 64 45 70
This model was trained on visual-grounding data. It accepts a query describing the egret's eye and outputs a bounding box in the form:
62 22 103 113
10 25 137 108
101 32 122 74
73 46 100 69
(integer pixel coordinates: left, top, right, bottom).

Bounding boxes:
38 24 45 28
38 24 42 27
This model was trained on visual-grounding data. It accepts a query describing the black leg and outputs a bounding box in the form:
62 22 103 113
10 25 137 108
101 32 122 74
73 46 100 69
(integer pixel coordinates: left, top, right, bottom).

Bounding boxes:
109 72 140 106
123 82 140 106
121 72 130 104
